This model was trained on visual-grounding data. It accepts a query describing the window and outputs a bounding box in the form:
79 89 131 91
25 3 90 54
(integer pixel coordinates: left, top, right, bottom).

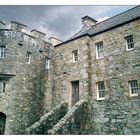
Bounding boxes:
73 50 78 62
26 52 31 64
96 42 103 59
3 83 6 93
0 46 6 58
129 80 138 96
126 35 134 50
97 81 105 100
0 82 6 93
46 58 50 69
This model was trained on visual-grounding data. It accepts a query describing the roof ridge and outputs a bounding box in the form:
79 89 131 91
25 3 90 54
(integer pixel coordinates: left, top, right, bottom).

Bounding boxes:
87 5 137 32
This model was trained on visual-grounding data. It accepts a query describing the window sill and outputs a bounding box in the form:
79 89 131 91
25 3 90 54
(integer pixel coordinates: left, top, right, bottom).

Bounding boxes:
96 57 103 60
73 61 78 63
126 48 134 51
96 97 105 101
26 62 31 64
129 93 138 97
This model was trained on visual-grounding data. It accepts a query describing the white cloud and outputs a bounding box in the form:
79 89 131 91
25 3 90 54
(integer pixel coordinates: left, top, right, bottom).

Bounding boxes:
97 16 110 22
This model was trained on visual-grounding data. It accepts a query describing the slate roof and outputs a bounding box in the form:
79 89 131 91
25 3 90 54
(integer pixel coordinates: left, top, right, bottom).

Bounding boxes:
73 6 140 38
55 6 140 47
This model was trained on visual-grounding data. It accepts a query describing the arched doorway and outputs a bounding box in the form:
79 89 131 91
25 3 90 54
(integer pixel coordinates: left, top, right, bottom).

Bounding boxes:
0 112 6 135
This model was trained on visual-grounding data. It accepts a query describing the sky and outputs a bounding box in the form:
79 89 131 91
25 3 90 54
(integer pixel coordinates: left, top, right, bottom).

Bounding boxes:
0 5 135 41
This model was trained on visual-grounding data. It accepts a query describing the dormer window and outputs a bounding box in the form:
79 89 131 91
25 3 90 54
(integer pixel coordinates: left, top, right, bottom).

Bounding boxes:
0 46 6 58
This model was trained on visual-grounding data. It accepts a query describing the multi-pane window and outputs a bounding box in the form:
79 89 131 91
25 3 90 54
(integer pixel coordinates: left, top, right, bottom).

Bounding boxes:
0 46 6 58
97 81 105 100
96 42 103 59
26 52 31 64
129 80 138 96
73 50 78 62
46 58 50 69
126 35 134 50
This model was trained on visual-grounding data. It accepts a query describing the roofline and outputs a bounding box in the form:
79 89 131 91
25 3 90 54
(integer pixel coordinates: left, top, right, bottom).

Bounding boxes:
49 37 63 42
82 16 97 22
0 73 16 77
54 33 90 47
54 16 140 48
90 16 140 37
11 21 27 27
31 29 46 35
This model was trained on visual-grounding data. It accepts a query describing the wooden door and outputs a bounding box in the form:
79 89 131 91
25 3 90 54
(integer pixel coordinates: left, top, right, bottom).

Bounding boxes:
71 81 79 106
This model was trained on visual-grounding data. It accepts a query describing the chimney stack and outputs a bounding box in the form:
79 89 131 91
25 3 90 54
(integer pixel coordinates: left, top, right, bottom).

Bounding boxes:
49 37 63 46
82 16 97 30
10 21 27 31
31 29 46 40
0 20 5 29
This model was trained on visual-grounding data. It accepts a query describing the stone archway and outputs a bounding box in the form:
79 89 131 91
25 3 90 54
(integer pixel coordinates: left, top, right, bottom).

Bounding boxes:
0 112 6 135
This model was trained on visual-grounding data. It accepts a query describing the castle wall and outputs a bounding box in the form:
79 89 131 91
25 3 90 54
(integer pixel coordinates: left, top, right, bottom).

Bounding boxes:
88 19 140 134
0 27 53 134
53 36 90 107
53 19 140 134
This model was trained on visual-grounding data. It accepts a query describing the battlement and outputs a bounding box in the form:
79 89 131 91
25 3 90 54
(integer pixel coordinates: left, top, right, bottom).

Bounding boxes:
0 20 47 41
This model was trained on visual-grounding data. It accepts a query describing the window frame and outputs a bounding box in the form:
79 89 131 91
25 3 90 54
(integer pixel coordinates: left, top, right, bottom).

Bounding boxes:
97 81 105 100
46 58 50 69
0 46 6 58
72 50 78 63
129 80 138 97
26 51 32 64
125 35 134 51
96 42 104 59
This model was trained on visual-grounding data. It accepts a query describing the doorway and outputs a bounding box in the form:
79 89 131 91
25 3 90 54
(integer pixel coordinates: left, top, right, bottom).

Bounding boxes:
0 112 6 135
71 81 79 106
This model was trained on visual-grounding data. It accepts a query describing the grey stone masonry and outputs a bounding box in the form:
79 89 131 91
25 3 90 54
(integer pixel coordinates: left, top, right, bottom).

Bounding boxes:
48 100 88 135
0 21 53 134
25 102 68 134
1 6 140 135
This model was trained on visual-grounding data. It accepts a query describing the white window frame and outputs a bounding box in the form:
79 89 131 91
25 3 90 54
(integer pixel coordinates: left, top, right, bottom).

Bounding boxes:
96 42 104 59
0 46 6 58
72 50 78 63
126 35 134 51
26 52 31 64
97 81 105 100
46 58 50 69
129 80 138 97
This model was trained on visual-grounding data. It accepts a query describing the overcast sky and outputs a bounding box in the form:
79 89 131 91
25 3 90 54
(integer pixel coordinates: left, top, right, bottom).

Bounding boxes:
0 5 135 41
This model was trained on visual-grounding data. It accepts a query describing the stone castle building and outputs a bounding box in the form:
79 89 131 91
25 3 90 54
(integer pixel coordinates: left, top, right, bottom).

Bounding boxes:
0 6 140 135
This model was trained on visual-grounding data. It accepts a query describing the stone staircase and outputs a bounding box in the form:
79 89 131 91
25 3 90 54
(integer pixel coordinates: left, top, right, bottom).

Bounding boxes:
25 99 87 135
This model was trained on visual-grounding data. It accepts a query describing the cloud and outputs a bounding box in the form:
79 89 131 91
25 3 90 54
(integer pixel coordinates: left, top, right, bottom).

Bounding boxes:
97 16 110 22
0 5 134 41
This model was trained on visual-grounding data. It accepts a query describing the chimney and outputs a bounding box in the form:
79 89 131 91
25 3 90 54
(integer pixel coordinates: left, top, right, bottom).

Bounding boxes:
0 20 5 29
49 37 63 46
82 16 97 30
31 29 46 40
10 21 27 31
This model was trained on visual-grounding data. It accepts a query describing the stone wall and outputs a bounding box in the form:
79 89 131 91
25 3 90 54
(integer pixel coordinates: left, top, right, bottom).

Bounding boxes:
53 36 91 107
88 19 140 134
53 19 140 134
48 100 88 135
0 24 53 134
25 101 68 134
